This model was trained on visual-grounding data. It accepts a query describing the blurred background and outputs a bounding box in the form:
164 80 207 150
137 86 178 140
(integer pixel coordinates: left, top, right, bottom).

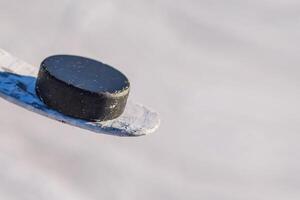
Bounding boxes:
0 0 300 199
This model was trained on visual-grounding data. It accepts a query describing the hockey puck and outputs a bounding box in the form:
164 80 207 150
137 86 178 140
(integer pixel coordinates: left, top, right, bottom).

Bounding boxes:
35 55 130 121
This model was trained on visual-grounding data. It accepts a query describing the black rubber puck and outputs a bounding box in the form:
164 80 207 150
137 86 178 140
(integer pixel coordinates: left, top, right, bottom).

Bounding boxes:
35 55 130 121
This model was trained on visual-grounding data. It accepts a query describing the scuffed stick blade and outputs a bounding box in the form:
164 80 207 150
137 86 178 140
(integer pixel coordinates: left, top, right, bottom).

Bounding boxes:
0 48 160 136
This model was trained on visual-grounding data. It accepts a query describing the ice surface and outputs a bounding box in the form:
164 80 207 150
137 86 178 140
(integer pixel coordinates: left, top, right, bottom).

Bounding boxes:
0 1 300 199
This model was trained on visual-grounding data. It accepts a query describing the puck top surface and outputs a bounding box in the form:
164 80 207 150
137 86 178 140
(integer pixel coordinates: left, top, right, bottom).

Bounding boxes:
41 55 129 94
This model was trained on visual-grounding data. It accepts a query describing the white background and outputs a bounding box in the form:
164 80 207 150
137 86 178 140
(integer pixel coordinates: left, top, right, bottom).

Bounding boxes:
0 0 300 199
